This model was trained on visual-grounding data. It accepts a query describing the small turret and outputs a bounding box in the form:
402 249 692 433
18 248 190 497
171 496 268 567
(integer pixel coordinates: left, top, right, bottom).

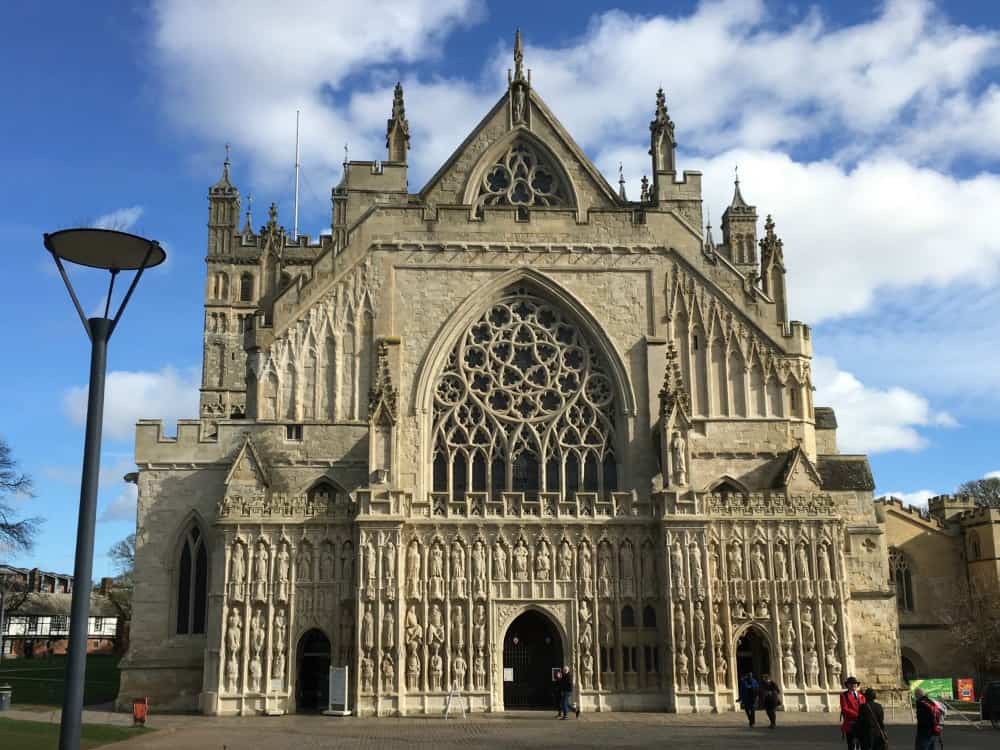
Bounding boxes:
649 87 676 177
721 168 758 276
759 214 787 324
208 144 240 256
508 29 530 126
618 163 628 201
386 82 410 163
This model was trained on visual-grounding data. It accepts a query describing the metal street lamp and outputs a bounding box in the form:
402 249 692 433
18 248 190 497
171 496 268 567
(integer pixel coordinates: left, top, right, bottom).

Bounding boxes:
43 228 165 750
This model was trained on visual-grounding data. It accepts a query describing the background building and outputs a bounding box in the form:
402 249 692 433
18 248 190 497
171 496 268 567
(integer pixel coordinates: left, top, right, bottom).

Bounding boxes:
120 37 901 715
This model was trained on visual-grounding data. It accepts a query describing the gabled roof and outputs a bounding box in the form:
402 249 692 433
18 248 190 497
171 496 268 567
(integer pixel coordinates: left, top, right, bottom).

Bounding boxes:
776 444 823 490
816 455 875 491
224 433 269 488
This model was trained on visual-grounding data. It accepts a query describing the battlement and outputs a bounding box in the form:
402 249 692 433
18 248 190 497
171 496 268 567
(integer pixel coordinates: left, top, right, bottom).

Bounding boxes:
344 160 408 193
874 496 949 531
927 494 977 523
955 504 1000 524
656 170 703 202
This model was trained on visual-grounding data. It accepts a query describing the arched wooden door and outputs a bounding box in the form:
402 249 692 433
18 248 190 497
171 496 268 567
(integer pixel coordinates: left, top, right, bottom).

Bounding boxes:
502 610 563 710
296 629 331 712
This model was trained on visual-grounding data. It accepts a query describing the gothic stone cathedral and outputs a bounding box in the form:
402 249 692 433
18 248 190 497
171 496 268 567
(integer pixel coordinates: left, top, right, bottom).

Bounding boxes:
120 36 901 716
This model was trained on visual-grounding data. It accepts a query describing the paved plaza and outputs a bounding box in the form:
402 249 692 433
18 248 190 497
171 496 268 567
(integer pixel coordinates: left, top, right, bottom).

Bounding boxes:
3 708 990 750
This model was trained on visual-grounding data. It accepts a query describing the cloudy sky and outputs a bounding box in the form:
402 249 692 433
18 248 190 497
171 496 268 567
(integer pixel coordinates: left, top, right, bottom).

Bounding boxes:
2 0 998 576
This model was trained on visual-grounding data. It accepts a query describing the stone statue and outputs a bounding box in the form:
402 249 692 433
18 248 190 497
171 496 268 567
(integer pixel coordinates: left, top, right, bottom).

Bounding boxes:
796 543 811 579
513 85 526 123
381 654 395 693
801 605 815 646
826 647 842 682
321 544 335 581
249 653 262 693
430 652 443 692
600 603 614 646
751 545 766 580
581 651 594 688
405 606 422 650
452 652 467 690
728 543 744 579
670 431 687 486
676 651 689 686
251 607 265 657
407 649 421 690
818 544 832 580
365 542 377 582
473 603 486 650
493 541 507 580
781 617 795 650
427 604 445 655
689 546 703 595
430 545 445 599
716 647 728 684
671 541 685 589
806 648 820 687
474 650 487 690
383 541 396 583
674 603 686 646
580 621 593 652
558 540 573 580
471 541 486 582
451 543 467 598
406 542 421 599
361 656 374 692
695 648 709 689
273 640 285 685
580 599 592 624
383 607 395 649
226 651 239 693
535 542 551 580
709 544 720 578
362 604 375 652
693 606 706 646
513 541 529 580
297 543 313 582
580 544 593 596
782 650 797 688
230 541 246 600
254 542 269 601
452 606 466 649
276 543 290 602
598 547 612 597
713 619 724 648
620 542 634 597
274 607 286 648
226 606 243 656
824 619 839 648
773 545 787 580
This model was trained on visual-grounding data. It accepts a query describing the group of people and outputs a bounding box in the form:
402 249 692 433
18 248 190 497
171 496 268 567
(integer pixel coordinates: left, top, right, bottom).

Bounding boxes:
739 671 946 749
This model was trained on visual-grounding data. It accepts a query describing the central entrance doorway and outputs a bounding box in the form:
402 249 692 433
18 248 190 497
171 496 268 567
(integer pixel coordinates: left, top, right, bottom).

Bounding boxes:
503 610 563 710
735 627 771 680
296 629 331 712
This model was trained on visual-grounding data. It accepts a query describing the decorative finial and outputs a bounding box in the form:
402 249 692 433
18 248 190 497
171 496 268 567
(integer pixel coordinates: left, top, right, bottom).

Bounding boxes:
640 175 650 203
267 202 278 229
618 162 627 201
225 142 231 165
344 143 349 165
730 165 749 209
513 28 525 82
243 192 253 233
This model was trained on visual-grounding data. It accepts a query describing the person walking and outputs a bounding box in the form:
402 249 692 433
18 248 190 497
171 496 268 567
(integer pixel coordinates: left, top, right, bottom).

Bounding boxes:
738 672 760 727
914 687 943 750
839 676 866 749
553 668 563 718
854 687 887 750
760 673 781 729
558 665 579 719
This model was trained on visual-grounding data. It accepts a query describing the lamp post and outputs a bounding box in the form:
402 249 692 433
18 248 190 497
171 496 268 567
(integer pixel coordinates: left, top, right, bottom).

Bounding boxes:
43 229 165 750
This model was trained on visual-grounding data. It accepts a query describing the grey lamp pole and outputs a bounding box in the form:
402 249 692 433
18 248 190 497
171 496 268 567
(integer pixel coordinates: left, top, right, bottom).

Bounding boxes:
43 229 165 750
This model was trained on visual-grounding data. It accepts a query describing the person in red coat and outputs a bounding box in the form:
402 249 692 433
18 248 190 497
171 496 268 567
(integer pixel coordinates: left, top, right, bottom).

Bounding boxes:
839 676 866 749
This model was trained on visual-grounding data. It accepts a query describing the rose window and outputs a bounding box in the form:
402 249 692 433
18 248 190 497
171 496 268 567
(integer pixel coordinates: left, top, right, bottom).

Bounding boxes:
474 142 569 218
432 288 617 499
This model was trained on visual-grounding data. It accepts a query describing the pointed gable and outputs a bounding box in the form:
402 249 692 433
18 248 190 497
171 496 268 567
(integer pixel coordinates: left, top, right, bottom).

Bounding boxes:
776 444 823 492
420 86 619 218
225 433 270 489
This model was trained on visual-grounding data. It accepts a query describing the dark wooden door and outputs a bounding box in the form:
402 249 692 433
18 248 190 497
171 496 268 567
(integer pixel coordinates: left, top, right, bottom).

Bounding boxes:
503 610 563 709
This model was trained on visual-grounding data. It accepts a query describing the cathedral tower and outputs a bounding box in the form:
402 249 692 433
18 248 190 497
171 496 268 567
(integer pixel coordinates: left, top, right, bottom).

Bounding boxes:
720 172 758 277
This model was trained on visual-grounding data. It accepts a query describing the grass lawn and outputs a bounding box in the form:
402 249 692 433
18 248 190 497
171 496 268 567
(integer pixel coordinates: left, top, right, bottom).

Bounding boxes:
0 717 150 749
0 654 120 706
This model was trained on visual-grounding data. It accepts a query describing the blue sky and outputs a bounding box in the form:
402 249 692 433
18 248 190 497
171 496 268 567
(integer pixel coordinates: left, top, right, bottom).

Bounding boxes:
1 0 998 578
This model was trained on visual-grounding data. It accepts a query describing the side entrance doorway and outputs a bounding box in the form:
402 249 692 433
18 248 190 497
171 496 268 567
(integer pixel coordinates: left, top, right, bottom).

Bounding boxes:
502 610 564 710
735 627 771 680
296 629 331 712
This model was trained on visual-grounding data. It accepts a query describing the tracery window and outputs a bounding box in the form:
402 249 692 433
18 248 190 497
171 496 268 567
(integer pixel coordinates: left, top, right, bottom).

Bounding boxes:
474 142 570 218
432 287 617 499
888 547 914 612
176 524 208 635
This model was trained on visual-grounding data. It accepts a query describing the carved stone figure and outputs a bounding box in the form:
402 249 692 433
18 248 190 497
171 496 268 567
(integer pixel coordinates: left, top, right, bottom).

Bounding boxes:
598 546 612 597
430 545 445 599
472 541 486 584
493 541 507 580
671 431 687 486
274 607 286 648
230 541 246 600
297 543 313 582
362 604 375 652
383 607 395 649
716 647 728 684
709 543 720 579
276 543 290 602
249 653 262 693
513 85 526 123
676 651 689 687
600 603 614 646
580 620 593 652
579 598 592 624
728 543 743 579
398 612 418 665
513 541 530 580
452 606 466 649
381 654 395 693
693 606 706 646
674 603 686 646
751 545 766 580
226 652 239 693
689 546 703 596
558 540 573 580
535 542 551 580
430 652 443 691
365 542 377 582
407 649 421 690
581 651 594 688
773 544 787 580
383 540 396 584
342 545 354 587
579 544 593 596
273 641 285 685
452 652 467 690
806 648 820 687
824 618 839 648
320 544 335 581
801 605 815 646
826 647 842 682
781 617 795 649
620 542 634 597
451 542 467 597
406 542 421 599
796 543 811 579
695 648 709 689
782 650 797 688
427 604 445 655
361 656 374 692
251 607 265 656
671 541 685 589
254 542 269 601
226 606 243 656
818 543 832 580
473 603 486 650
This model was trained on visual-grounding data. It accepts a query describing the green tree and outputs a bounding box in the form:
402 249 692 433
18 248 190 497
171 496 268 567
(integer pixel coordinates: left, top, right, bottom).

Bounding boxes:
956 477 1000 508
0 436 40 553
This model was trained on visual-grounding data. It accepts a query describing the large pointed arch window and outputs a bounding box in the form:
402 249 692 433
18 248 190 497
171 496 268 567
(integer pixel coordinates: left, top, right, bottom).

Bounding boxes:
474 141 570 218
432 286 617 499
888 547 914 612
176 524 208 634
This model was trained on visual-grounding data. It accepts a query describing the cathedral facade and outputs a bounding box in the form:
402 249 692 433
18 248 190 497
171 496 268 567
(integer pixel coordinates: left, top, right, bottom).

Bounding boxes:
120 36 902 716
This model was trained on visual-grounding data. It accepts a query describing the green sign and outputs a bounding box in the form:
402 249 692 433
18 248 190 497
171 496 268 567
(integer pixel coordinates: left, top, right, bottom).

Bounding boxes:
908 678 954 700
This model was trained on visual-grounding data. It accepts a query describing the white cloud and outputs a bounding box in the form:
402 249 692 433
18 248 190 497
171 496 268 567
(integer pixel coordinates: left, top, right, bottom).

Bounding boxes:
986 470 1000 479
62 366 200 441
812 356 956 454
93 205 144 231
881 490 938 509
99 483 138 524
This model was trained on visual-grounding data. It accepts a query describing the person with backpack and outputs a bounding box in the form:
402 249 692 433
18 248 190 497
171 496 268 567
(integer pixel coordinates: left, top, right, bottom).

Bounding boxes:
914 687 943 750
854 687 888 750
738 672 760 727
839 676 866 749
760 673 781 729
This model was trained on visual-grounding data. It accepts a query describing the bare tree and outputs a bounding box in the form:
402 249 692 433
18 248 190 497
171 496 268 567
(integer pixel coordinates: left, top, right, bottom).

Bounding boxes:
105 533 136 620
0 436 40 553
937 585 1000 681
0 571 30 662
956 477 1000 509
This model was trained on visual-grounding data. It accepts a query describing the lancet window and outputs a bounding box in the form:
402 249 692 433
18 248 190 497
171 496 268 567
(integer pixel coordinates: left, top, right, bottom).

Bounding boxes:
432 288 618 499
888 547 914 612
474 141 570 218
176 524 208 635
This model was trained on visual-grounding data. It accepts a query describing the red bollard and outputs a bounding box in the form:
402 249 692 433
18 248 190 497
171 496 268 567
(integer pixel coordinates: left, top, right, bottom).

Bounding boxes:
132 697 149 726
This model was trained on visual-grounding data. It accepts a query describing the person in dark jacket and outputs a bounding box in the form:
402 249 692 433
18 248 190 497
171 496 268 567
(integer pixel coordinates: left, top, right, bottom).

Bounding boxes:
558 665 578 719
914 687 941 750
854 688 887 750
738 672 760 727
553 668 563 717
760 674 781 729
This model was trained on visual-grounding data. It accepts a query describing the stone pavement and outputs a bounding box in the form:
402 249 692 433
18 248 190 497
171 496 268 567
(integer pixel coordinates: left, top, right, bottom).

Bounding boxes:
17 710 987 750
